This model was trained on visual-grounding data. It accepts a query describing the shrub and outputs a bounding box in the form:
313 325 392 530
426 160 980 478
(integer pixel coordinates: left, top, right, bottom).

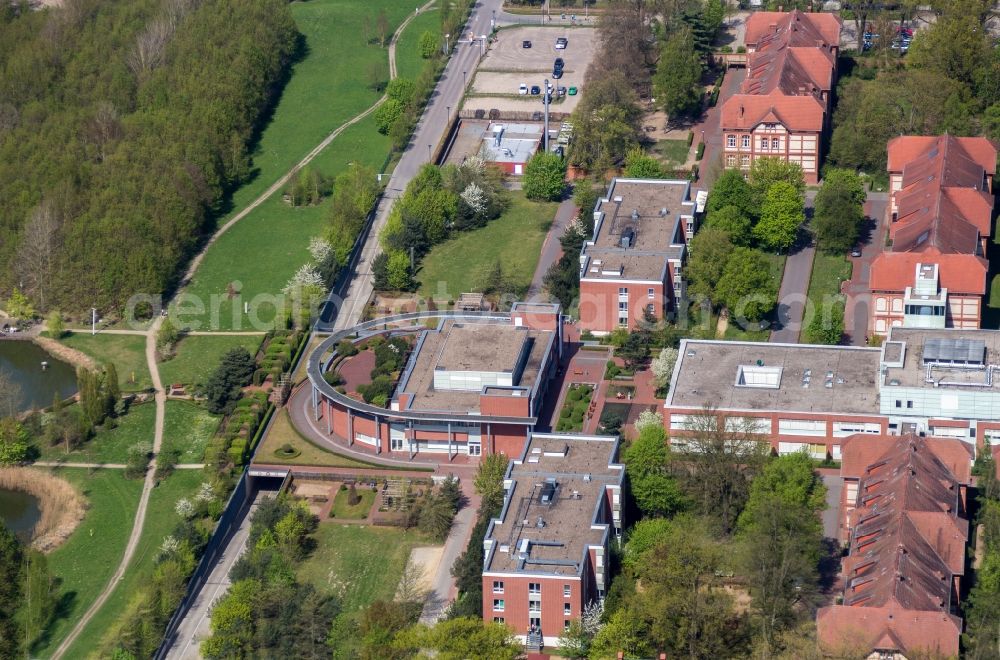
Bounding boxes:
686 131 694 146
336 339 359 356
348 483 361 506
323 371 344 386
604 360 621 380
419 30 438 58
375 99 405 135
696 142 705 160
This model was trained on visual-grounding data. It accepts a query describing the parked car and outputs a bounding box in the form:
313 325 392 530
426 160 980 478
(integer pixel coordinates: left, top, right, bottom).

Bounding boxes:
552 68 563 79
519 83 528 95
556 85 567 97
568 86 578 95
554 57 565 69
850 245 863 258
522 40 532 48
555 37 568 49
530 85 541 95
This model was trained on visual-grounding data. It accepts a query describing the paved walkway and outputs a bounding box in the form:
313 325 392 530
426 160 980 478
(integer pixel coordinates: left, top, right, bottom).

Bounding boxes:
843 192 889 345
420 486 481 623
769 192 817 344
527 199 577 297
34 461 204 470
53 310 168 658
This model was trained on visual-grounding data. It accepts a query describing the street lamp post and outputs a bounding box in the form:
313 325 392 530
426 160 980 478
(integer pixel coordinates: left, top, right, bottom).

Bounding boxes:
427 144 432 162
91 307 97 336
463 70 467 88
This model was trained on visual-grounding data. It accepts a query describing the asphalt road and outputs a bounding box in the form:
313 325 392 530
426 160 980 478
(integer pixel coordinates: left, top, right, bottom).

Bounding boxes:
165 491 275 660
328 0 508 331
769 191 817 344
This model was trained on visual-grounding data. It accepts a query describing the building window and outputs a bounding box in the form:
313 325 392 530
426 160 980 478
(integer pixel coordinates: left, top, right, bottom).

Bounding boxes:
726 154 737 167
493 617 505 624
564 584 571 597
618 302 628 312
647 287 654 299
772 137 780 150
564 603 572 615
390 437 404 451
528 583 541 595
727 135 736 148
741 135 750 148
564 620 572 631
493 599 504 612
895 400 901 408
760 137 769 150
646 304 655 316
493 580 504 593
618 287 628 296
906 401 913 409
618 317 628 328
468 442 481 456
740 155 750 168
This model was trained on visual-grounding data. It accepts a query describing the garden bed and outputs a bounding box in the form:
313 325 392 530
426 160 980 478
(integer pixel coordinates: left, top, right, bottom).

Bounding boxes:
555 383 594 432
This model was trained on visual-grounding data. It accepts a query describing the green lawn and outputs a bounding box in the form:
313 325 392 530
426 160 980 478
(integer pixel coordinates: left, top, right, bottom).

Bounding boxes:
652 139 691 167
37 402 157 464
159 335 263 388
33 470 143 658
330 487 376 519
179 114 393 331
395 7 441 82
417 192 558 299
221 0 411 214
807 252 851 311
64 469 206 657
60 332 151 391
255 409 402 470
297 525 435 612
162 401 221 464
177 0 429 332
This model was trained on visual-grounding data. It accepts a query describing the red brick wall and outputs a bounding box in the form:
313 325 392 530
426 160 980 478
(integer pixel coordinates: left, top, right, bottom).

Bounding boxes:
579 280 666 333
482 574 583 638
480 394 531 417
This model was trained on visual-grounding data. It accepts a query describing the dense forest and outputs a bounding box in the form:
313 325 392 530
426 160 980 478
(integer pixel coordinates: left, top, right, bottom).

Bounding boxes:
0 0 298 313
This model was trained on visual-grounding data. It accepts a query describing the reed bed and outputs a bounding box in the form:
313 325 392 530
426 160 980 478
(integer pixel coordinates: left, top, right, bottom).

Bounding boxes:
0 468 86 552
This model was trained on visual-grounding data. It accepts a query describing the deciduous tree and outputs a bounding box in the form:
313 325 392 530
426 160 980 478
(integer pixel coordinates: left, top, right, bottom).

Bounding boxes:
523 152 566 201
754 181 803 252
715 247 777 322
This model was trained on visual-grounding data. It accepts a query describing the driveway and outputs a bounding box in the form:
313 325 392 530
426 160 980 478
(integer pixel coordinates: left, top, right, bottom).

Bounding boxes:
843 192 889 345
693 66 746 188
769 192 817 344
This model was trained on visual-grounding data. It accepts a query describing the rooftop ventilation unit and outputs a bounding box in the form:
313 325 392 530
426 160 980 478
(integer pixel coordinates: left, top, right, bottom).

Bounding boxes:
620 227 635 249
536 516 546 528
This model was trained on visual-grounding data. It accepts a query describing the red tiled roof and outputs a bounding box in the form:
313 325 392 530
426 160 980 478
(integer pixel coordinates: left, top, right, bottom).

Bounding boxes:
820 434 968 658
720 93 825 132
869 251 988 295
890 136 994 252
817 605 961 657
887 135 998 175
745 10 842 49
840 435 973 484
721 10 837 134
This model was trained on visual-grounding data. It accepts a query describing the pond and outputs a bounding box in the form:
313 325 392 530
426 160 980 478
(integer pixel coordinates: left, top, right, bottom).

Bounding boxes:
0 340 78 413
0 488 41 540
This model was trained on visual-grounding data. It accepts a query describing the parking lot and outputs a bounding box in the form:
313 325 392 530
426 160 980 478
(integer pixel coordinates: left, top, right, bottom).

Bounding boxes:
464 25 596 115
